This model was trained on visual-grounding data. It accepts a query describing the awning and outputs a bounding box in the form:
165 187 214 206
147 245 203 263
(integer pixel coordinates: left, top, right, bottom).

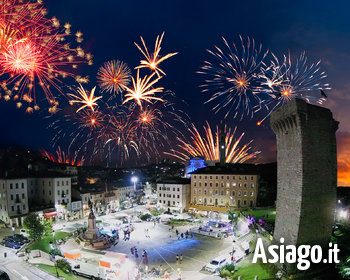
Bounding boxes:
99 260 111 268
43 212 57 218
64 251 81 259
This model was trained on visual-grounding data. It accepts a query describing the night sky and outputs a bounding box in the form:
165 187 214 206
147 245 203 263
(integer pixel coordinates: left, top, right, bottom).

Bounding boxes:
0 0 349 185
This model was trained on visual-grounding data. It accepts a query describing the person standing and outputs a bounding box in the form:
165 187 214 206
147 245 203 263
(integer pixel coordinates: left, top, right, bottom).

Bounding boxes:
176 254 179 264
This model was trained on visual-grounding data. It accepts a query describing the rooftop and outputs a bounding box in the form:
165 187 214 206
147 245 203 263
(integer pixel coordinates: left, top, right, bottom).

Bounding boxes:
190 163 259 175
157 177 191 184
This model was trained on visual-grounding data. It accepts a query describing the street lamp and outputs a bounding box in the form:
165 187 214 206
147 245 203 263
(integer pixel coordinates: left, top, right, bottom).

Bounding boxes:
131 176 138 191
50 230 59 278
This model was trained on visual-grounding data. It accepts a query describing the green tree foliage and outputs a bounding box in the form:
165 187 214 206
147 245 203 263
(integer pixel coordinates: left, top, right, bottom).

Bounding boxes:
23 213 44 240
228 210 239 225
338 257 350 279
43 218 53 236
56 259 71 273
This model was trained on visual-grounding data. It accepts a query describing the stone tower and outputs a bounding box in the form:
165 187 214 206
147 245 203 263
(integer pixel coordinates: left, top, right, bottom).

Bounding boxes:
270 98 338 248
219 122 226 166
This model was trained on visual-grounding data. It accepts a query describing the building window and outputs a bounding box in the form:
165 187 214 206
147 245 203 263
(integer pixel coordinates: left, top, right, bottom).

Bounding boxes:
209 182 212 187
204 182 207 187
221 183 224 188
10 184 13 189
238 191 241 196
57 190 60 195
11 206 14 211
251 192 254 196
199 182 201 187
66 181 69 185
16 183 18 189
10 194 13 200
227 176 229 179
232 182 236 187
177 195 180 198
215 190 218 195
22 193 25 199
194 182 196 186
21 183 24 189
251 176 254 180
210 176 212 179
194 176 196 179
244 200 247 205
239 183 242 188
159 193 162 197
226 182 230 188
239 176 241 180
204 190 207 195
193 190 196 194
244 192 247 196
57 181 60 186
159 200 161 203
173 201 175 205
23 205 26 210
49 191 51 195
251 183 255 188
177 188 180 192
221 191 224 195
232 191 235 196
244 183 247 188
173 188 175 191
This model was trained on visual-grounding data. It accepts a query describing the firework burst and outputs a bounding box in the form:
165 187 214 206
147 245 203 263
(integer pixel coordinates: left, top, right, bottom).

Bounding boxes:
123 69 164 107
256 51 331 125
166 121 260 163
135 32 178 76
0 0 92 112
68 84 102 112
97 60 131 95
198 36 269 120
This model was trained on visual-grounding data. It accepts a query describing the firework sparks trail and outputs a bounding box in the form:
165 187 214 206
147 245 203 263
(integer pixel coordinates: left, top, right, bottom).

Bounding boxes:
40 146 84 166
198 36 269 120
97 60 131 95
135 32 178 76
123 69 164 107
166 121 260 163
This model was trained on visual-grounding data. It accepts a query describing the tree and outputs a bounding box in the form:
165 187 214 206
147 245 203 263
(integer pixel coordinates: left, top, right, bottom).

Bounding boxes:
23 213 44 240
228 210 238 226
43 218 53 236
56 259 71 273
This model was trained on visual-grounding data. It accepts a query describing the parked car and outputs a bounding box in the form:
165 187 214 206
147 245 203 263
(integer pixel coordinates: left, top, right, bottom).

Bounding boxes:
3 236 24 246
1 240 21 249
204 255 229 273
0 270 10 280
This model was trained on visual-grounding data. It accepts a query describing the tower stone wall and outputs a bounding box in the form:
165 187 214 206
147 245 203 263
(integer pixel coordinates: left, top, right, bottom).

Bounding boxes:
270 98 338 247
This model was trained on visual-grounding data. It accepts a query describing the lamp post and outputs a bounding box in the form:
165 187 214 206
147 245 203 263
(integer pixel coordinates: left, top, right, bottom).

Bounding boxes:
50 230 59 278
131 176 138 191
